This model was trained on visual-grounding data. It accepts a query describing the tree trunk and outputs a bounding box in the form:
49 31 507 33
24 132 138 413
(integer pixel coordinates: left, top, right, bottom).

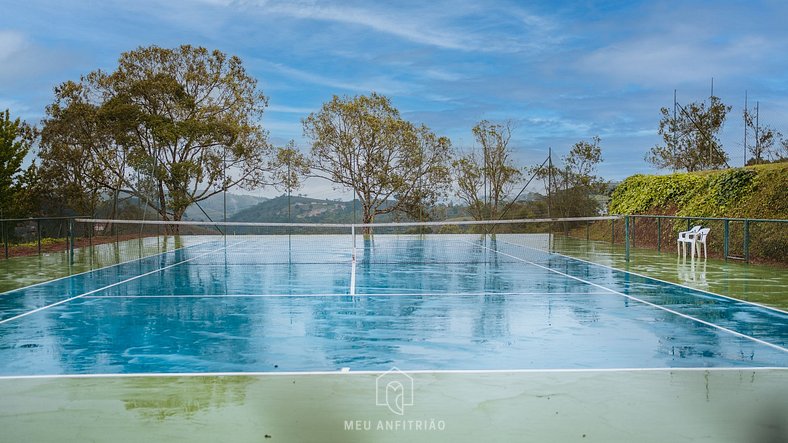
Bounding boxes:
171 208 186 235
362 204 374 236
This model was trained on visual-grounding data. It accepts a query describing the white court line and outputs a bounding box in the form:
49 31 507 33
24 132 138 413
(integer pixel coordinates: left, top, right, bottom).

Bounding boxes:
0 366 785 380
0 241 244 325
0 238 218 296
499 239 788 315
462 240 788 354
81 291 613 299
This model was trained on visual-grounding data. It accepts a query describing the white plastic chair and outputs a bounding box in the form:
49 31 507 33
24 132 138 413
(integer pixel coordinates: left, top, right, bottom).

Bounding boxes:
694 228 711 259
678 226 710 259
677 225 701 257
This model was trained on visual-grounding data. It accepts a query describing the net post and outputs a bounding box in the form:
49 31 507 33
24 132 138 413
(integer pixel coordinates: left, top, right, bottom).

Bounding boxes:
657 217 661 252
351 225 356 261
723 219 729 260
624 215 630 262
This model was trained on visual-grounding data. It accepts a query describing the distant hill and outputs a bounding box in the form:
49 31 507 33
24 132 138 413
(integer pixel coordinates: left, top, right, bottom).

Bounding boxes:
229 195 362 223
229 195 548 223
183 193 268 221
515 191 543 202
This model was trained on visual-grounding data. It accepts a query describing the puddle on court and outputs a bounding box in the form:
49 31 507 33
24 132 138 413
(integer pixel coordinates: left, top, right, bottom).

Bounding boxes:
1 370 786 442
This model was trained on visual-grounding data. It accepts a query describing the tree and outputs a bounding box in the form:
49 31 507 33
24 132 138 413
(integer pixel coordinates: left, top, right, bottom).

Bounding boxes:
271 140 309 195
271 140 309 222
0 109 37 217
744 106 783 165
538 136 606 218
303 93 452 228
38 84 106 216
646 96 731 171
452 152 484 220
453 120 521 220
39 45 273 226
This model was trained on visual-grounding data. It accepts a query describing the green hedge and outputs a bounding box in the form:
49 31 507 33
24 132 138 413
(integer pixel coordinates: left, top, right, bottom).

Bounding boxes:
602 163 787 263
609 163 787 219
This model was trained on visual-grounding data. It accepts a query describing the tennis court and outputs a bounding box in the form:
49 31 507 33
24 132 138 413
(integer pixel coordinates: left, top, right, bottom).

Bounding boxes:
1 218 786 375
1 218 787 441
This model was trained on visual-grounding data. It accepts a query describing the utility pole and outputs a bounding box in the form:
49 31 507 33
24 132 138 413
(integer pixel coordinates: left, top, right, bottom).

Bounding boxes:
546 148 553 218
744 91 748 166
223 145 227 225
709 78 714 166
755 101 760 164
673 89 678 171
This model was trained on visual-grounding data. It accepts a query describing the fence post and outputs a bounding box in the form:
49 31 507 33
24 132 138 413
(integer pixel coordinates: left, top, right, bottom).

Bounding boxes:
585 221 590 242
743 219 750 263
37 219 42 255
1 220 7 259
631 217 635 248
624 215 630 262
611 219 615 244
68 218 75 265
657 217 661 252
723 219 729 260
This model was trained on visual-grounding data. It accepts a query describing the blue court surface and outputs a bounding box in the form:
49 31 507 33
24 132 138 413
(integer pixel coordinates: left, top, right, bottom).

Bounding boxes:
1 234 787 376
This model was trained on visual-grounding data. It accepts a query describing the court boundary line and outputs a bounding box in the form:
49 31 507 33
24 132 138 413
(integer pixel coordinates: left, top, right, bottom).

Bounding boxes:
0 241 244 325
0 238 218 296
463 240 788 354
81 291 614 299
498 238 788 315
0 366 785 380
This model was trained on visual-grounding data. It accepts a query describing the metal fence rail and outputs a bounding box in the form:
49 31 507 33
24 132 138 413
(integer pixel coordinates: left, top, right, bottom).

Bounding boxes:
0 217 86 260
609 215 788 264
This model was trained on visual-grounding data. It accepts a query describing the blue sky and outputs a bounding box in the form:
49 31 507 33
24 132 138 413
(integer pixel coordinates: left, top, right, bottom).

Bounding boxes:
1 0 787 198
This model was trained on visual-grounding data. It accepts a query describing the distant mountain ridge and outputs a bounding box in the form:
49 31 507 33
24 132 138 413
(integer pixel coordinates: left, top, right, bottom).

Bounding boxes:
183 193 268 221
229 195 362 223
229 195 472 223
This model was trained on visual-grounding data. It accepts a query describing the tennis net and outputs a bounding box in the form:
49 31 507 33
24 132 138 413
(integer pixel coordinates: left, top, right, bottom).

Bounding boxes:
69 216 620 266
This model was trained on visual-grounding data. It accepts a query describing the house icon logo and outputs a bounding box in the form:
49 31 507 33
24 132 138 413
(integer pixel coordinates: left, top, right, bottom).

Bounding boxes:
375 367 414 415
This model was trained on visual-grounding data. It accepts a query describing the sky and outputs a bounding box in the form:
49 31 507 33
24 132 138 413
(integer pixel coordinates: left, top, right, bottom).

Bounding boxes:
1 0 787 199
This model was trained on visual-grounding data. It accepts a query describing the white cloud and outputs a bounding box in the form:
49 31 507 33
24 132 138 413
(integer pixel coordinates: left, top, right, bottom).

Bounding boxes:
256 60 412 95
266 104 317 114
575 19 779 87
236 0 558 53
0 30 27 62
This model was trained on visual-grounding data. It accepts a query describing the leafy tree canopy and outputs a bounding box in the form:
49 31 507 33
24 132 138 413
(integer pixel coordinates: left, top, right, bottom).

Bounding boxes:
39 45 272 223
303 93 452 226
453 120 522 220
537 136 606 218
647 96 731 172
0 109 37 217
